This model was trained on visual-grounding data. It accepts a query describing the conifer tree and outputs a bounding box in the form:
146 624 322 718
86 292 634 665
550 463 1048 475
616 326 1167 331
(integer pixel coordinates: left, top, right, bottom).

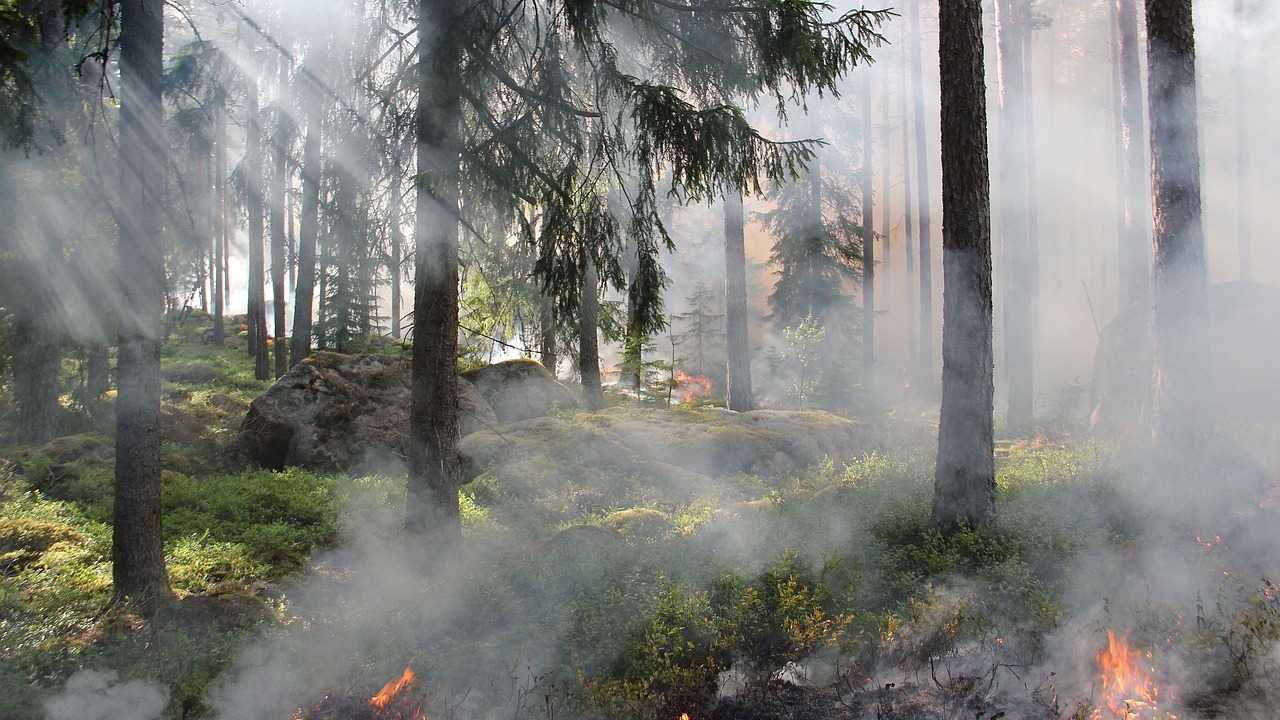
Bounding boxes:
407 0 887 546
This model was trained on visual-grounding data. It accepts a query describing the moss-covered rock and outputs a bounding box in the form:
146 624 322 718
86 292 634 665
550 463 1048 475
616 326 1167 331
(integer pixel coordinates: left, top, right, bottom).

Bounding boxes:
0 517 90 574
461 358 578 424
239 353 498 471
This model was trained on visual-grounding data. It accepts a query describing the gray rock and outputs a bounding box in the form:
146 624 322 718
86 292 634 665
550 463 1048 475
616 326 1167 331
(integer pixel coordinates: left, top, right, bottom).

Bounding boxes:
238 352 497 471
461 358 578 424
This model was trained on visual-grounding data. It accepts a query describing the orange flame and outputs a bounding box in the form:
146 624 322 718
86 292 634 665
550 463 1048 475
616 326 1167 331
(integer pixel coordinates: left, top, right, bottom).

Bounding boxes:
1094 630 1176 720
371 665 415 710
674 371 713 403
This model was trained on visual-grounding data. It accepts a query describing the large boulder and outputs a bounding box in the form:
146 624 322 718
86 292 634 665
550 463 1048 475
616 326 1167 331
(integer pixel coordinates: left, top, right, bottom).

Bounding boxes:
461 358 578 424
238 352 497 471
1090 282 1280 434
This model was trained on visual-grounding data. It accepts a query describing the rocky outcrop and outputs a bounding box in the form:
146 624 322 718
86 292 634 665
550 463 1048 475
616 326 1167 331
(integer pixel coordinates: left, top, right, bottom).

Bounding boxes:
1090 282 1280 434
238 352 498 471
461 358 578 423
457 405 878 494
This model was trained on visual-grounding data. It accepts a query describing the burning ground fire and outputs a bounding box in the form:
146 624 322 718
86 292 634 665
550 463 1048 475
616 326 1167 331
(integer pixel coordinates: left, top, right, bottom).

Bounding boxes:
673 371 713 403
1094 629 1178 720
294 663 427 720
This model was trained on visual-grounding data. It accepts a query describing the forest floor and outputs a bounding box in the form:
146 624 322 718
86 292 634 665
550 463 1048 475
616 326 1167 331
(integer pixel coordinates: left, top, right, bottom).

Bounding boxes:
4 317 1280 720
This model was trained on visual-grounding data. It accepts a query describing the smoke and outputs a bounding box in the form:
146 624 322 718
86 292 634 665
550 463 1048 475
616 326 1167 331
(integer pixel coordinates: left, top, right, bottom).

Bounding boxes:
43 670 168 720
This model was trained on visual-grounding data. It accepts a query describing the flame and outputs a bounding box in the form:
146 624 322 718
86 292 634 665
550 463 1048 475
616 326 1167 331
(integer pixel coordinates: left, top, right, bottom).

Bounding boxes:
673 371 713 403
1094 629 1177 720
371 665 416 709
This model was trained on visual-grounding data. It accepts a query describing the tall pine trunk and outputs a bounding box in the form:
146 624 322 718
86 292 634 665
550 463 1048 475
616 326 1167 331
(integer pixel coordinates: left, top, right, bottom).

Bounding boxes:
246 77 270 381
900 37 918 380
290 78 321 367
580 259 604 411
1147 0 1208 446
213 106 226 346
724 188 753 412
114 0 173 609
1117 0 1149 306
910 0 935 387
540 296 556 374
406 0 463 545
880 57 892 278
270 57 289 378
997 0 1034 433
932 0 995 532
861 66 875 382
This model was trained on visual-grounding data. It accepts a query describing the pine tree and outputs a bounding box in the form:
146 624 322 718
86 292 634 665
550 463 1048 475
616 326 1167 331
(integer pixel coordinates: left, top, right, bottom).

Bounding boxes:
931 0 995 532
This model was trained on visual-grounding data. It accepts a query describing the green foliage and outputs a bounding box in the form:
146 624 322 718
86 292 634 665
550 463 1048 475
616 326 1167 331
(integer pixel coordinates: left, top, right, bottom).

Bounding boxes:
715 553 851 681
781 315 825 410
609 584 727 720
163 470 338 573
761 158 864 333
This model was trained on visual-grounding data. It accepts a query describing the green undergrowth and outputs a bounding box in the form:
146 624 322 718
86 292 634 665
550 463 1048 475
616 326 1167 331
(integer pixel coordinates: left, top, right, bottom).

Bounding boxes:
7 318 1279 718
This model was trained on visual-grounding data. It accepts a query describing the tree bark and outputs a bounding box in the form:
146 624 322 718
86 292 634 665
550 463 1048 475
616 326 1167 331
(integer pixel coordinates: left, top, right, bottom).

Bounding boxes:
290 79 321 367
996 0 1034 434
270 57 289 379
900 35 918 380
540 295 557 375
406 0 463 545
1117 0 1149 306
910 0 935 387
931 0 995 532
389 157 404 340
579 259 604 411
114 0 173 610
1147 0 1208 446
7 201 61 445
880 57 892 278
861 66 875 382
213 105 226 346
724 187 753 412
245 77 270 381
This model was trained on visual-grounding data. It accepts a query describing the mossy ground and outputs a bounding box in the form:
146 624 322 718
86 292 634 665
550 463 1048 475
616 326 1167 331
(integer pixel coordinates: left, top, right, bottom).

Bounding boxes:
2 315 1278 719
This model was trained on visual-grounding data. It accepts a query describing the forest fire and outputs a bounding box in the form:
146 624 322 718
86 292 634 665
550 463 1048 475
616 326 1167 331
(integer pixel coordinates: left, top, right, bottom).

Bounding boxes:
293 663 427 720
1094 630 1177 720
674 371 713 403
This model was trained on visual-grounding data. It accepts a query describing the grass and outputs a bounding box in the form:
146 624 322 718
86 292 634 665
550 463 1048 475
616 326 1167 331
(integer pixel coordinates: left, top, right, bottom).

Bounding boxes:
3 316 1280 718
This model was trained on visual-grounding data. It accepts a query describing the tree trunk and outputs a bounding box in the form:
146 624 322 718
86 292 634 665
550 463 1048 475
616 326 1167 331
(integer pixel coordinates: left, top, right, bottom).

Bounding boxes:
931 0 995 532
290 80 321 368
213 105 226 346
1146 0 1208 446
624 247 643 393
900 36 918 380
579 259 604 410
86 340 110 417
880 56 892 278
6 197 62 445
861 66 875 382
540 295 557 374
996 0 1034 434
114 0 173 610
389 155 404 339
246 77 270 381
406 0 463 546
910 0 935 387
724 187 753 412
271 57 289 379
1117 0 1149 306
